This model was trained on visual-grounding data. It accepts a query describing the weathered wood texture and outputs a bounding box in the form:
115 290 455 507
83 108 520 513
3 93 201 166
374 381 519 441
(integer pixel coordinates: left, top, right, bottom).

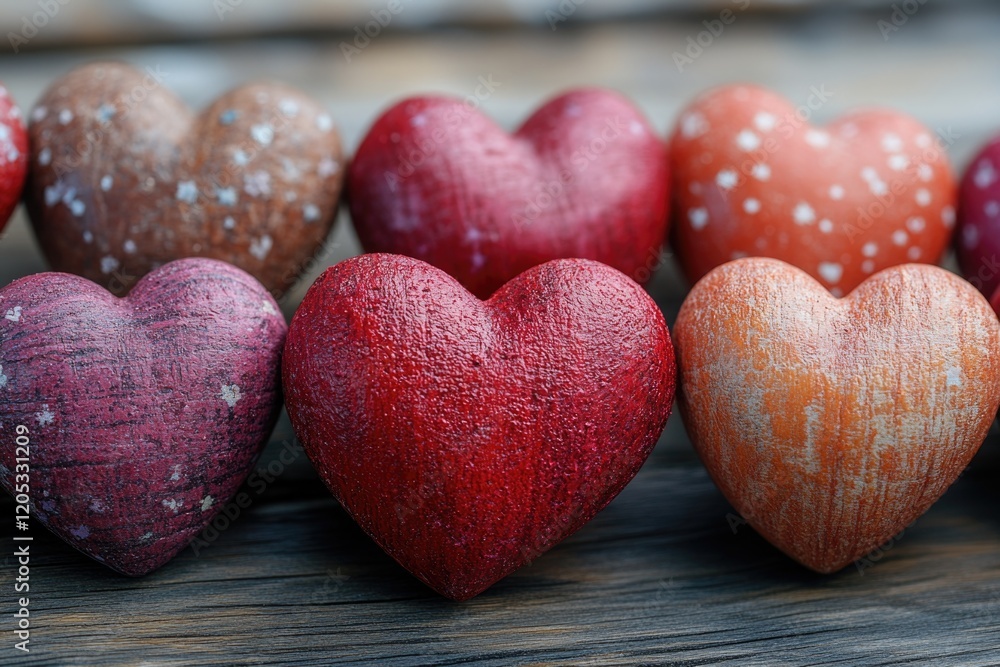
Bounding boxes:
3 5 1000 665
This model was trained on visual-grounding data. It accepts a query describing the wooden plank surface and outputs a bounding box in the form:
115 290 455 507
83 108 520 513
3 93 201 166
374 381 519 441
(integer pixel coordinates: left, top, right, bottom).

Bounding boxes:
3 6 1000 665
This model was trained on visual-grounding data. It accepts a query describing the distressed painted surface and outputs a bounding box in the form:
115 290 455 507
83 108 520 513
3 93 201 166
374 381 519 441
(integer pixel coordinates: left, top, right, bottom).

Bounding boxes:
25 62 343 299
0 258 286 575
670 85 956 295
283 254 676 600
673 257 1000 573
0 81 27 234
956 136 1000 301
347 89 670 298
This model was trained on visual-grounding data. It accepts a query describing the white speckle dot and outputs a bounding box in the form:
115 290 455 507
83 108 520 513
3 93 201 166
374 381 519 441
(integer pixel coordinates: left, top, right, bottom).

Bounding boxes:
36 405 54 426
471 251 486 270
987 202 1000 218
861 167 879 182
176 180 198 204
100 256 119 274
82 231 93 243
681 112 708 139
942 206 956 228
906 217 926 233
862 242 878 257
261 301 278 316
410 114 426 127
38 148 51 165
225 384 245 407
743 198 761 214
975 160 997 189
892 230 909 246
805 130 830 148
946 366 962 387
232 149 250 166
279 99 300 117
251 124 274 146
916 134 932 148
915 189 932 206
917 164 934 182
793 202 816 225
689 207 709 230
318 158 339 178
219 109 238 125
888 154 909 171
907 246 922 260
140 532 153 541
100 175 113 191
201 496 215 512
31 106 47 122
819 219 834 233
96 104 116 124
58 109 73 125
316 114 333 132
5 306 22 322
753 112 777 132
736 129 760 151
716 169 738 190
751 163 771 181
963 225 979 249
303 203 321 222
881 133 903 152
170 464 181 482
829 184 845 200
69 200 85 216
818 262 843 284
123 240 137 254
70 525 90 539
249 235 272 260
223 216 236 230
869 180 888 196
861 259 876 274
629 120 645 136
216 187 238 206
162 498 182 513
244 171 272 198
0 365 8 390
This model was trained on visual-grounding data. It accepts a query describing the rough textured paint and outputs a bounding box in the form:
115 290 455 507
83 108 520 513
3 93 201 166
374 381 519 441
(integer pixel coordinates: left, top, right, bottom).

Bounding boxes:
25 62 343 298
0 258 287 575
670 85 956 296
283 254 676 600
0 81 27 233
347 89 670 298
956 136 1000 300
673 257 1000 573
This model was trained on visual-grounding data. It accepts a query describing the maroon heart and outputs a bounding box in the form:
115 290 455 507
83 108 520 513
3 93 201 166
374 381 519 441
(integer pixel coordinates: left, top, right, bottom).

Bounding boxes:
0 81 27 232
282 254 676 600
347 89 670 298
0 259 286 575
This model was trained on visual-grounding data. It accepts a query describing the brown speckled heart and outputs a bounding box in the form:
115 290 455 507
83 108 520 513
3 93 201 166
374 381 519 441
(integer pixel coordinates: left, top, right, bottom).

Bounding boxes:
26 62 344 298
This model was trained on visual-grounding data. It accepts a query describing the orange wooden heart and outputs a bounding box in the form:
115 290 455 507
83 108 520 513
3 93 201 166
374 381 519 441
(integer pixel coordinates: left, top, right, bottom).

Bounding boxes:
674 258 1000 572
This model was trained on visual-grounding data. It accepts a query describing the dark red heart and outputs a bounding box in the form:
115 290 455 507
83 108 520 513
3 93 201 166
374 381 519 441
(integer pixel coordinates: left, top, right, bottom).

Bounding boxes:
347 89 670 298
282 254 675 599
956 136 1000 300
0 259 286 575
0 82 27 232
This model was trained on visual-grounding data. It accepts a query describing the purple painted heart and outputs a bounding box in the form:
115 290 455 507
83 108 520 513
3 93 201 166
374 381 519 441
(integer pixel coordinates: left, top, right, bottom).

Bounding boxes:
25 62 343 299
0 258 286 575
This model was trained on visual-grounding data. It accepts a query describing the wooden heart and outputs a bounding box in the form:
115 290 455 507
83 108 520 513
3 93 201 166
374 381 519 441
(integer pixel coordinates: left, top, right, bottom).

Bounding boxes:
25 62 343 298
673 258 1000 572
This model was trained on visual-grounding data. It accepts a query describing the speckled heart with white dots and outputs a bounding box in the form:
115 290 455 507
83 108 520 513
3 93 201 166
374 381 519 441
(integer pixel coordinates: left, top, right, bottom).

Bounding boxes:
0 258 286 575
670 85 956 295
25 62 343 299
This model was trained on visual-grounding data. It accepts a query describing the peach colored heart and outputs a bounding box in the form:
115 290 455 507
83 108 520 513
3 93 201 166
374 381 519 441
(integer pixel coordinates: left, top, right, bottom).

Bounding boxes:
674 257 1000 573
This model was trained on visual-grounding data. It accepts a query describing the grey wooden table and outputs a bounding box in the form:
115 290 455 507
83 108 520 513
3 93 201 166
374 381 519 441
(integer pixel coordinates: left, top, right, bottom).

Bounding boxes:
3 4 1000 665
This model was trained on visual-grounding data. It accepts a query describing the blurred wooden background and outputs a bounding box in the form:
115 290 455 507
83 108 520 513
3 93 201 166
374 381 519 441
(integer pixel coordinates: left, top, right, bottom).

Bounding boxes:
2 1 1000 665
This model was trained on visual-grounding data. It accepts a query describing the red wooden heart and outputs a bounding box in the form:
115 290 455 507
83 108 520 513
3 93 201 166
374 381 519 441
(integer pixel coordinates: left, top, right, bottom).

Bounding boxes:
0 82 27 233
670 85 956 295
0 259 286 575
674 258 1000 573
347 89 670 298
25 62 343 298
282 254 675 600
956 136 1000 300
